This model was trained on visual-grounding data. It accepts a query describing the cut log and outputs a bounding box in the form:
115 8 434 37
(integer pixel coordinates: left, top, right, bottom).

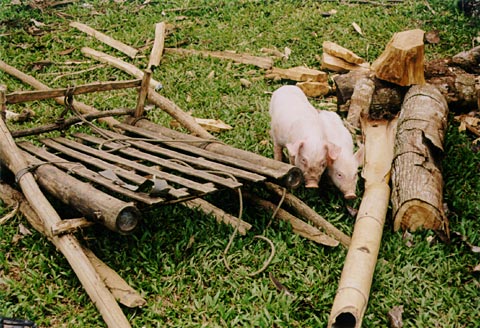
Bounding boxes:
21 151 141 235
265 66 328 82
371 29 426 86
451 45 480 74
328 117 397 328
346 77 375 130
391 84 449 238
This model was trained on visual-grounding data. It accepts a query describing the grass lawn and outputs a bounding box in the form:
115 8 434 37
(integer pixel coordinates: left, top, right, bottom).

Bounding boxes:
1 0 479 327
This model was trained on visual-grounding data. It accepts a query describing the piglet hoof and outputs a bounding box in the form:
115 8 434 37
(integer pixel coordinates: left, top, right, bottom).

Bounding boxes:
344 193 356 200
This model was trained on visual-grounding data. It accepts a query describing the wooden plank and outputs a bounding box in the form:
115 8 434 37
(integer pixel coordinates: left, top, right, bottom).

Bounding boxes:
74 133 243 190
88 128 265 183
6 79 142 104
46 137 217 194
18 142 165 205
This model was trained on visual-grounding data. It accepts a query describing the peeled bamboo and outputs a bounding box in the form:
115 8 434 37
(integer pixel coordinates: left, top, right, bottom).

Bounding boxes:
328 117 397 328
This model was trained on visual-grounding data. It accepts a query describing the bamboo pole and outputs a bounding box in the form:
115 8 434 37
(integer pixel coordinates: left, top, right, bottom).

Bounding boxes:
0 113 131 327
328 117 397 328
0 60 120 130
70 21 138 59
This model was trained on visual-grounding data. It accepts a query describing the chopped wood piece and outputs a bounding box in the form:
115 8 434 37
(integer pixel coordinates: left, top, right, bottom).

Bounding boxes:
347 77 375 130
451 45 480 74
371 29 426 86
321 52 369 73
266 66 328 82
70 21 138 59
296 81 331 97
323 41 367 65
391 84 450 238
165 47 273 69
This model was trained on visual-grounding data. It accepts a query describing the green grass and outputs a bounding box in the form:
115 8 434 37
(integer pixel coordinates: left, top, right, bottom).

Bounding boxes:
1 0 480 327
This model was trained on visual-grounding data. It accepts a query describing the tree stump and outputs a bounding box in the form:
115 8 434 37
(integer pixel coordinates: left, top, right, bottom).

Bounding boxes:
391 84 450 238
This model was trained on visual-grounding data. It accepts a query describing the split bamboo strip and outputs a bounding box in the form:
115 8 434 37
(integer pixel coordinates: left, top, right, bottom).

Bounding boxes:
242 192 339 247
70 21 138 59
134 68 152 117
148 22 166 69
0 116 131 328
0 60 120 129
264 182 351 248
328 117 397 328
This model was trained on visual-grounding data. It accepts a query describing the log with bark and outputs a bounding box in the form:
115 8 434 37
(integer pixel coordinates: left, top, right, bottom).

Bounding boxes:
391 84 450 238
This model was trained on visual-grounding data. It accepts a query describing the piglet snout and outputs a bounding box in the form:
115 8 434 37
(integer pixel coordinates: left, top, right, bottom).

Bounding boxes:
305 181 319 188
344 193 356 200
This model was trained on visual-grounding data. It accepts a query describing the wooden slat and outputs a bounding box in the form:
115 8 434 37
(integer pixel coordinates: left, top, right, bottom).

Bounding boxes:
45 137 217 194
116 123 280 177
6 79 142 104
18 142 165 205
75 133 242 189
34 138 189 199
95 128 266 183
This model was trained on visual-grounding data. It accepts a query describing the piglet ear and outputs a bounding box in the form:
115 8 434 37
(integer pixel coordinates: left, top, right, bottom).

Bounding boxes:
354 143 365 167
327 142 341 161
286 141 304 158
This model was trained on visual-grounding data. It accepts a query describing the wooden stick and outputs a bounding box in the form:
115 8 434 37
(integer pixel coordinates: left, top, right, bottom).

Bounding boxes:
6 79 141 104
164 47 274 69
0 85 6 122
328 117 397 328
0 117 131 328
264 182 351 248
11 108 134 138
0 60 120 130
70 21 138 59
148 22 166 69
81 47 162 90
51 218 95 236
184 198 252 235
242 191 339 247
134 69 151 118
0 182 146 309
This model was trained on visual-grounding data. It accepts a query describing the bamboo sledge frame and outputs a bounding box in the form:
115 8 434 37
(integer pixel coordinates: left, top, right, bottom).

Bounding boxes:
328 117 397 328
